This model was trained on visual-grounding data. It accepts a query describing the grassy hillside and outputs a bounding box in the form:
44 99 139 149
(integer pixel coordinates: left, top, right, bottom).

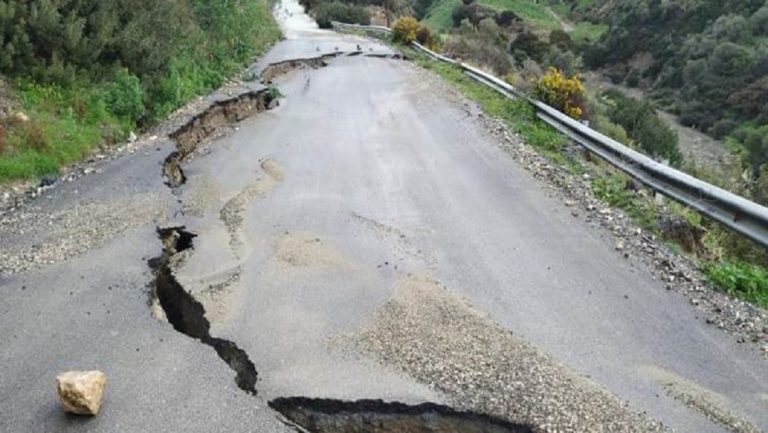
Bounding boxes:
0 0 280 183
422 0 606 41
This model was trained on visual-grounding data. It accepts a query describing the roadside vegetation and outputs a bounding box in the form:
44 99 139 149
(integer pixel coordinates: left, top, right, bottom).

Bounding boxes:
1 0 766 306
0 0 281 182
300 0 374 27
413 57 567 162
381 8 768 308
313 1 372 28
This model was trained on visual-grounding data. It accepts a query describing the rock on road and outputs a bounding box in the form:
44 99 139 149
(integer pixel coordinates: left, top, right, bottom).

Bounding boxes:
1 1 766 432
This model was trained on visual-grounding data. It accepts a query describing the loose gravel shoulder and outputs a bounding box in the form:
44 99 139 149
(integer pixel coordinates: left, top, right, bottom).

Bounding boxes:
0 193 166 275
351 274 670 433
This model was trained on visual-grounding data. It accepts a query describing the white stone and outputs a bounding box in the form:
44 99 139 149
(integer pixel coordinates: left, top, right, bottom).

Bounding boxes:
56 371 107 416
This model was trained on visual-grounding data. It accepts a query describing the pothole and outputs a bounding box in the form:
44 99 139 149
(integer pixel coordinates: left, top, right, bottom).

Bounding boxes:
149 226 258 394
269 398 535 433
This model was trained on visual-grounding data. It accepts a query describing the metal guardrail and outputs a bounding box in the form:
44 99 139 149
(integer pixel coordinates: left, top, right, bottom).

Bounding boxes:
332 21 392 35
333 22 768 248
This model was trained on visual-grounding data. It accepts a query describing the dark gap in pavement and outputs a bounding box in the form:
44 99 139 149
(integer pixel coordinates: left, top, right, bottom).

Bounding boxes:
163 87 278 188
163 152 186 188
260 53 340 83
157 226 197 255
149 226 258 394
363 53 405 60
269 397 535 433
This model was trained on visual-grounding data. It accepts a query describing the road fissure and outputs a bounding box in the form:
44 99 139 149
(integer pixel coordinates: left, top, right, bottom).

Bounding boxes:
269 397 535 433
164 88 279 188
149 226 259 394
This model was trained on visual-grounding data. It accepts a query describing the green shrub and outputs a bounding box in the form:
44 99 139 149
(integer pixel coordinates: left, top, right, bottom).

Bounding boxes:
495 10 520 27
510 32 549 64
451 4 475 27
731 124 768 175
593 114 631 144
549 29 573 51
101 69 145 123
603 90 682 166
703 261 768 308
314 2 370 28
443 34 512 76
450 2 496 27
543 47 577 77
0 81 114 181
591 174 658 229
0 0 281 181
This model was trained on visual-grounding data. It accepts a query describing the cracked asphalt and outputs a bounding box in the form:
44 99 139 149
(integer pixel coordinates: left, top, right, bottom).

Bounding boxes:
1 1 767 432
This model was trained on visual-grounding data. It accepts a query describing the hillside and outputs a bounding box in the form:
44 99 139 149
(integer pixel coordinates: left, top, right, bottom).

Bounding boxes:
423 0 606 41
0 0 280 183
585 0 768 200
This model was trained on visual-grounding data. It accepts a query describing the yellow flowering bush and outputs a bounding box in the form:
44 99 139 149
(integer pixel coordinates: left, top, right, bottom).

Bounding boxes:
534 68 587 119
393 17 421 44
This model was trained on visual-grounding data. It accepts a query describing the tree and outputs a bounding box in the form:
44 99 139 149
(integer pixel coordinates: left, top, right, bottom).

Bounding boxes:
727 76 768 123
478 17 500 41
451 4 474 27
603 90 682 165
549 29 572 51
495 10 519 27
383 0 404 27
510 31 548 63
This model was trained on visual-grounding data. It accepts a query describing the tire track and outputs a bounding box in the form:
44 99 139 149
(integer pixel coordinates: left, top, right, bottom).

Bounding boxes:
220 158 284 259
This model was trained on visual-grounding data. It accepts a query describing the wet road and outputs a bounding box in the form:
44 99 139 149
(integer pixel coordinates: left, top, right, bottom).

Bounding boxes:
1 1 767 432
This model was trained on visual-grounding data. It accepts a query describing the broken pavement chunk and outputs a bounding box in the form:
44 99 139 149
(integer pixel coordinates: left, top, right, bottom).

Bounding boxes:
56 370 107 416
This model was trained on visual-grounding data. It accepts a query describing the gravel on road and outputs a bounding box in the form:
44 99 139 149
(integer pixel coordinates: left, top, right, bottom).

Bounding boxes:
351 274 670 433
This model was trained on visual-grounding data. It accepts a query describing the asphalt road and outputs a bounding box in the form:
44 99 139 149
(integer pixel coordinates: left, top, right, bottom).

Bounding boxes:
1 1 766 432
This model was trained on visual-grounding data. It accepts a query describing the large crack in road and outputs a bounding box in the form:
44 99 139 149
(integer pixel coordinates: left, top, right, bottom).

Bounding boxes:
149 226 259 394
3 3 765 431
145 52 550 433
144 50 672 433
147 65 293 394
269 398 535 433
163 87 280 188
260 53 338 83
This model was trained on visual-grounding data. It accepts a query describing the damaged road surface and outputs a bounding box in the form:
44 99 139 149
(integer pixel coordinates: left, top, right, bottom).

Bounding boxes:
1 0 767 433
150 227 258 394
269 398 534 433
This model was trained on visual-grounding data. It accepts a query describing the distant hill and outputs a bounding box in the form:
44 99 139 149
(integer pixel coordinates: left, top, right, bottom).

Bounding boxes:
583 0 768 175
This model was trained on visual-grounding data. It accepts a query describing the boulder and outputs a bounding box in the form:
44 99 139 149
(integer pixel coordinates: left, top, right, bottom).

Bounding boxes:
56 370 107 416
